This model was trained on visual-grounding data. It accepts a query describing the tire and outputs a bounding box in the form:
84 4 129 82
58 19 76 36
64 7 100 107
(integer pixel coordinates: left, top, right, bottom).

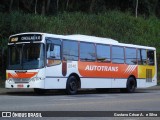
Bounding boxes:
66 76 78 95
126 77 136 93
34 88 47 95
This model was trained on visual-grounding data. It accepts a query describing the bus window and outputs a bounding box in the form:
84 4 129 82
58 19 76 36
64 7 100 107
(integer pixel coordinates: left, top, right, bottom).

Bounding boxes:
147 50 155 65
97 44 111 62
125 48 137 65
112 46 124 64
46 38 61 66
138 49 147 65
63 40 78 61
47 43 60 59
80 42 96 61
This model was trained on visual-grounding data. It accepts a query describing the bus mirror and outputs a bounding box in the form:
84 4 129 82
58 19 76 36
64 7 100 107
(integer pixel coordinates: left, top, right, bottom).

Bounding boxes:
50 44 54 51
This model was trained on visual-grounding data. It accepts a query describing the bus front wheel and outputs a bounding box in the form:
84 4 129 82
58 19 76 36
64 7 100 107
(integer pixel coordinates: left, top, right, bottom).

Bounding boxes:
66 76 78 95
121 77 136 93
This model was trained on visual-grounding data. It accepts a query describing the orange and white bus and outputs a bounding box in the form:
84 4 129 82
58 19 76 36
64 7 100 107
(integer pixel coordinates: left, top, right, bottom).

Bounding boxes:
6 33 157 94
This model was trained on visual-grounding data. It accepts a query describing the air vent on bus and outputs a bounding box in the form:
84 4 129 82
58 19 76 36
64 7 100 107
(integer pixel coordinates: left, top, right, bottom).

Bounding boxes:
146 69 152 82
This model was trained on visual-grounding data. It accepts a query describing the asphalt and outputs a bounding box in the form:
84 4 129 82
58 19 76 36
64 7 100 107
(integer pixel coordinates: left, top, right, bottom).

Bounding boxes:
0 86 160 94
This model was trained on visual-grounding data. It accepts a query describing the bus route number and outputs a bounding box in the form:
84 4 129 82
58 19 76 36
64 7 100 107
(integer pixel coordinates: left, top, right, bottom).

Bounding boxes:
68 64 76 69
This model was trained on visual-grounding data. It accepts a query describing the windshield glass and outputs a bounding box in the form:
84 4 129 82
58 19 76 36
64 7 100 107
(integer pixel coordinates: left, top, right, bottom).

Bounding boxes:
8 43 45 70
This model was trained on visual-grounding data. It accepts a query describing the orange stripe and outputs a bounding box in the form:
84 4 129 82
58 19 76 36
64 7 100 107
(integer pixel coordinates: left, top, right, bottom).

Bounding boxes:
8 72 37 79
78 61 138 78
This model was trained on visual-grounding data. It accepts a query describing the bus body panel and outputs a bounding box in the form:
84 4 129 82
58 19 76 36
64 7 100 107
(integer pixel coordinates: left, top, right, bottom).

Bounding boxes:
6 33 157 92
80 78 112 88
80 78 127 88
45 77 67 89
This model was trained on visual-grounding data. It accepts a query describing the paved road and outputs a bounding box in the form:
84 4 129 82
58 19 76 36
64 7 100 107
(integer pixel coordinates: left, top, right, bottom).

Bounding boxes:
0 88 160 120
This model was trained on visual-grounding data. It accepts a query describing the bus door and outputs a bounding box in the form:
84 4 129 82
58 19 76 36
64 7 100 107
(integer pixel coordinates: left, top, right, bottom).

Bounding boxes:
138 49 156 87
45 38 62 77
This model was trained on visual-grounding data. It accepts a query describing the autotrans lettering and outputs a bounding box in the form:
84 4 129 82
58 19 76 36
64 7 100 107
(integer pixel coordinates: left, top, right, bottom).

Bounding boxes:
85 65 118 72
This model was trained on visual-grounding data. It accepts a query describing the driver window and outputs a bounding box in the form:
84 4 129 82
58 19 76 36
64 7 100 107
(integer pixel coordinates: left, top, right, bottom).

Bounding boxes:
46 38 61 66
47 43 60 59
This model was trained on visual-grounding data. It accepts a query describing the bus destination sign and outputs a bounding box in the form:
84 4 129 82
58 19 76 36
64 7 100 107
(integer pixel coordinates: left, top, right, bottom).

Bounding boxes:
9 34 42 43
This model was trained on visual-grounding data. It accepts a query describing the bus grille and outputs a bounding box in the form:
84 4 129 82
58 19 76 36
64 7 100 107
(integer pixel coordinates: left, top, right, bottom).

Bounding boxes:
146 69 152 82
13 78 31 83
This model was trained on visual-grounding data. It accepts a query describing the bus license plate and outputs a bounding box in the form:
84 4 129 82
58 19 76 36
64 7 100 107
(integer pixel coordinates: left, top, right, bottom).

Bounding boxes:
17 84 24 88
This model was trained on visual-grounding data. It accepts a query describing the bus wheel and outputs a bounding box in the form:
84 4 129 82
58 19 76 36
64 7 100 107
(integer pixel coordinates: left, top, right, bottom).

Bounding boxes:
126 77 136 93
66 76 78 95
34 88 47 95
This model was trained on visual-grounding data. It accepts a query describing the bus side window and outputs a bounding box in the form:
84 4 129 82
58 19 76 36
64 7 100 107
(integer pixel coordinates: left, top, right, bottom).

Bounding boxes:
63 40 78 61
147 50 155 65
46 38 61 66
138 49 147 65
80 42 96 61
47 43 60 59
112 46 124 64
97 44 111 62
125 48 137 65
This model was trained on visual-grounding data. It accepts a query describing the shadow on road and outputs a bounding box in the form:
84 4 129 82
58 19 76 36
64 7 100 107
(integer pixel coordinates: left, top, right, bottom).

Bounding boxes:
2 88 155 96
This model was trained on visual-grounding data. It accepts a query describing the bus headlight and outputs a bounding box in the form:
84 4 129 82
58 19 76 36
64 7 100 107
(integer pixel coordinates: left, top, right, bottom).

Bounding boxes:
8 78 14 84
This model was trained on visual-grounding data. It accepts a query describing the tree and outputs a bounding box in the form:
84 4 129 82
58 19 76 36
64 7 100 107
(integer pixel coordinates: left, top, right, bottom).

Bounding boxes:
41 0 45 15
21 0 34 12
89 0 96 13
136 0 138 18
9 0 14 12
35 0 38 14
46 0 51 13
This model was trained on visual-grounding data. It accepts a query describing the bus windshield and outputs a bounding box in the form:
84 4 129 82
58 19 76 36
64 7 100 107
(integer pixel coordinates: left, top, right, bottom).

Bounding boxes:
8 43 45 70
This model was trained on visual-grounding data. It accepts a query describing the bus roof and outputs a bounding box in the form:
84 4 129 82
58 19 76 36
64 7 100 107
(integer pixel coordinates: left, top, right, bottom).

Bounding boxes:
65 34 119 44
9 32 156 50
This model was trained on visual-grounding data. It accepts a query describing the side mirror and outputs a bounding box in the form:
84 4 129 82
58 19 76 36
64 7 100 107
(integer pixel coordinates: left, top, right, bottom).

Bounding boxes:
50 44 54 51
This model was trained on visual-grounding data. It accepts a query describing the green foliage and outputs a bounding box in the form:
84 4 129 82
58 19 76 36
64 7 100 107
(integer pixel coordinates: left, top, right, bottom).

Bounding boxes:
0 11 160 48
0 10 159 54
1 11 159 47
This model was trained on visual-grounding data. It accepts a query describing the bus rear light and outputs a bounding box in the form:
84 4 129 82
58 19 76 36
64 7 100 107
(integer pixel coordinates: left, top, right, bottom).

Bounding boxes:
6 73 8 80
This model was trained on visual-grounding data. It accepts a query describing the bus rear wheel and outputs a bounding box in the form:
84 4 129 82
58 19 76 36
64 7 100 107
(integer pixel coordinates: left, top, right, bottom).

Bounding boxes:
66 76 78 95
121 77 136 93
127 77 136 93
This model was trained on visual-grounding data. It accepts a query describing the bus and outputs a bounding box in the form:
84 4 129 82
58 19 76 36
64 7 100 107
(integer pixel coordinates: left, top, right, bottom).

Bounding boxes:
6 32 157 94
